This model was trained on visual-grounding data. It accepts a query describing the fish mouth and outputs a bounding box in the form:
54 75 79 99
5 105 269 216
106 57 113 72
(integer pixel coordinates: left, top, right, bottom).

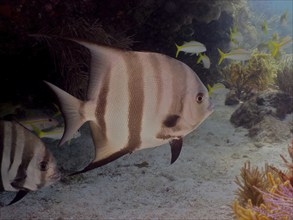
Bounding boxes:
207 101 214 112
49 172 62 181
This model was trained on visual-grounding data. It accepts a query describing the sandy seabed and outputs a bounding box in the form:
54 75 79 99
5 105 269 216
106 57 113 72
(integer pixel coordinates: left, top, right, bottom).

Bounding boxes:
0 88 291 220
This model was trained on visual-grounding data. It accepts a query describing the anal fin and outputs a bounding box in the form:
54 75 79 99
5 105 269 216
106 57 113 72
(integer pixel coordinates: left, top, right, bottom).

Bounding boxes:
8 190 29 206
69 147 130 176
170 138 183 164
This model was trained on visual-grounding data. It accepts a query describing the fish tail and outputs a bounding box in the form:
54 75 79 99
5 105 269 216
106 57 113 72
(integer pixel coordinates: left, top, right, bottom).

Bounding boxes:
30 123 43 138
217 48 226 65
196 53 203 64
175 43 181 58
207 84 212 96
44 81 87 146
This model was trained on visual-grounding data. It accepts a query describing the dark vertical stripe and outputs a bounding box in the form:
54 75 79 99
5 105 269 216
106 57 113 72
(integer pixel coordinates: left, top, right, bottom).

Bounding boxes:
157 59 188 139
125 53 144 151
12 124 35 189
37 149 51 189
169 60 186 114
0 121 5 191
8 121 17 171
150 54 163 113
95 73 110 141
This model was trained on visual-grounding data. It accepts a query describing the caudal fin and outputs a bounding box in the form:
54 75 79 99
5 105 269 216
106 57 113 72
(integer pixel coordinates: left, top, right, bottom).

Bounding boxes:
217 48 226 65
44 81 86 146
197 53 203 64
175 44 181 58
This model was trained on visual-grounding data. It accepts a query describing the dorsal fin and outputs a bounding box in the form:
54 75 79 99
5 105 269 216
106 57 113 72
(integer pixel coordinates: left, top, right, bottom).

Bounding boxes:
69 40 122 100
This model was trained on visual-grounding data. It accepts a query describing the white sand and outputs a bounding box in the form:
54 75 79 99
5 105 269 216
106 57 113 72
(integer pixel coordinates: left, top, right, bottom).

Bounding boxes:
0 88 291 219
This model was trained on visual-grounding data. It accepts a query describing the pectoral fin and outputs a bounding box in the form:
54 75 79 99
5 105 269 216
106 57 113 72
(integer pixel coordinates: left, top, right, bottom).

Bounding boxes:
8 190 29 206
170 138 183 164
10 167 27 190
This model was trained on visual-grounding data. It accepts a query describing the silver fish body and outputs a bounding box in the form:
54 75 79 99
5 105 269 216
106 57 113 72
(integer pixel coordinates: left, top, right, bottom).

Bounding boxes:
46 40 214 174
0 120 60 194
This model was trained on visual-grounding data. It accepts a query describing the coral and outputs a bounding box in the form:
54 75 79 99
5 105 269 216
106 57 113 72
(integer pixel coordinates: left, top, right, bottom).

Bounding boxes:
233 178 293 220
234 161 269 206
253 179 293 219
276 55 293 96
230 91 293 128
221 52 279 99
248 116 292 143
233 199 270 220
233 141 293 220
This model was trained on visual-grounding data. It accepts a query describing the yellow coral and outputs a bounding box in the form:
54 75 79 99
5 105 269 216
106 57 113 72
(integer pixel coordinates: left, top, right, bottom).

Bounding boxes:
232 199 269 220
233 172 293 220
233 143 293 220
220 52 279 99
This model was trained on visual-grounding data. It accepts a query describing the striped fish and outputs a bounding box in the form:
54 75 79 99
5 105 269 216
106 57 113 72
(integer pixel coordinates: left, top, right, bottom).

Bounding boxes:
45 39 214 175
0 120 60 205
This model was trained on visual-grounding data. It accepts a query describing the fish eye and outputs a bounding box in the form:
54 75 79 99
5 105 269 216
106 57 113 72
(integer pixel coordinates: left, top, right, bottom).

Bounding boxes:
196 93 204 103
39 161 49 171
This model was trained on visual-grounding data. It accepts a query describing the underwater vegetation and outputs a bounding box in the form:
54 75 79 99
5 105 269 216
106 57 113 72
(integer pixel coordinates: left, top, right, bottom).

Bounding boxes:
233 140 293 220
220 52 278 100
276 55 293 96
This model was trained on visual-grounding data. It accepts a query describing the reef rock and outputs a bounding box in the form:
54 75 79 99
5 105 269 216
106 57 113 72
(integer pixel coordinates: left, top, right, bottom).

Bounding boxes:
230 90 293 142
248 116 292 143
225 90 240 106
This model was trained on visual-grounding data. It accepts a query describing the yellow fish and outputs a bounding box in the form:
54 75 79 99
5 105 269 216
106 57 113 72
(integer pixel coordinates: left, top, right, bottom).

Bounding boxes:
197 53 211 69
30 124 81 141
19 116 59 131
175 41 206 58
217 48 252 65
207 83 225 96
